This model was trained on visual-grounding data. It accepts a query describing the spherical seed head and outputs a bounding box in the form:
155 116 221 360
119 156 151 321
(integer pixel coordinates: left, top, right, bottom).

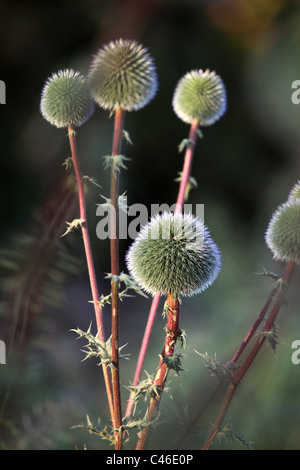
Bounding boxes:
288 181 300 201
40 69 94 128
88 39 158 112
126 212 221 298
172 69 227 125
265 199 300 264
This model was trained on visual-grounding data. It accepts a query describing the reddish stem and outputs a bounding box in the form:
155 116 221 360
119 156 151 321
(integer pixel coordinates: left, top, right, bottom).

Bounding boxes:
67 125 114 423
135 293 181 450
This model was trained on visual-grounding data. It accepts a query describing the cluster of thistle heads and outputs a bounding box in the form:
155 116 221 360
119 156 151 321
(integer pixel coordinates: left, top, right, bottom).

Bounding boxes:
40 38 227 128
40 38 300 307
40 38 229 300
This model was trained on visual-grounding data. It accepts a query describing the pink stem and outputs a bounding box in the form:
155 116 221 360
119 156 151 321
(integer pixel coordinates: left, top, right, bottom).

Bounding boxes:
125 118 200 419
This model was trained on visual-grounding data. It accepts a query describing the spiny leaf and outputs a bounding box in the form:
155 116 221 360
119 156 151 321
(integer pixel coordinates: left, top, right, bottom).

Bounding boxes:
257 323 281 354
194 351 234 383
216 422 254 450
125 371 159 414
71 326 130 368
62 156 72 170
178 138 194 153
178 329 187 349
103 154 130 174
105 272 148 298
97 193 128 213
196 128 204 139
122 130 133 145
161 353 185 381
67 128 77 137
175 172 198 201
121 412 159 435
82 175 102 188
254 266 279 281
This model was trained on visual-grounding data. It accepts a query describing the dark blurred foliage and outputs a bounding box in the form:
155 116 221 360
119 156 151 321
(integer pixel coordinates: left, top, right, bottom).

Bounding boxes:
1 0 300 450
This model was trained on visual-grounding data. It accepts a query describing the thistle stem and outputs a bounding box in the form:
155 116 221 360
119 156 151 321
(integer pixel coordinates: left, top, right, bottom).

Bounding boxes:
201 260 295 450
67 125 114 423
110 108 125 450
125 119 199 420
135 293 181 450
231 269 285 364
175 118 199 212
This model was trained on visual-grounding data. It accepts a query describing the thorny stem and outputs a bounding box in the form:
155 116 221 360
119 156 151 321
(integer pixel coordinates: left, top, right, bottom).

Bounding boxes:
67 125 114 424
201 260 295 450
135 293 181 450
110 108 125 450
125 118 200 420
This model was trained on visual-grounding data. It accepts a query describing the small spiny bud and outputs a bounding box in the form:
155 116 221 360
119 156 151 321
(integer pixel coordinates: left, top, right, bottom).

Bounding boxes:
172 69 227 126
265 199 300 264
88 39 158 112
40 69 94 128
126 212 221 299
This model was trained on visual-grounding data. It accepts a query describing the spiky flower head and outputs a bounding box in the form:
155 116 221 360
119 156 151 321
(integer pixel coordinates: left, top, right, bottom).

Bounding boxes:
288 181 300 201
265 199 300 264
126 212 221 298
40 69 94 128
88 39 158 112
172 69 226 126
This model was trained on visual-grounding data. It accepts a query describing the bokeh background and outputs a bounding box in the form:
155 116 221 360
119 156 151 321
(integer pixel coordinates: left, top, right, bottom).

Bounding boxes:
1 0 300 450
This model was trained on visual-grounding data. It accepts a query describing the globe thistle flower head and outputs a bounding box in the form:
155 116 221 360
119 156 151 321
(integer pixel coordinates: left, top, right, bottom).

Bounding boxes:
126 212 221 299
288 181 300 201
88 39 158 112
265 199 300 264
40 69 94 128
172 69 227 126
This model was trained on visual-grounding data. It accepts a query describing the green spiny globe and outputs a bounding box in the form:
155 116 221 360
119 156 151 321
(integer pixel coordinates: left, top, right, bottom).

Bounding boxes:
265 199 300 264
172 69 227 125
40 69 94 128
88 39 158 111
126 212 221 298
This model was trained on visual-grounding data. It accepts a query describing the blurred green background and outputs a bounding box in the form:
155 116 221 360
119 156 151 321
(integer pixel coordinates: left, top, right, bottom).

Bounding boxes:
1 0 300 450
